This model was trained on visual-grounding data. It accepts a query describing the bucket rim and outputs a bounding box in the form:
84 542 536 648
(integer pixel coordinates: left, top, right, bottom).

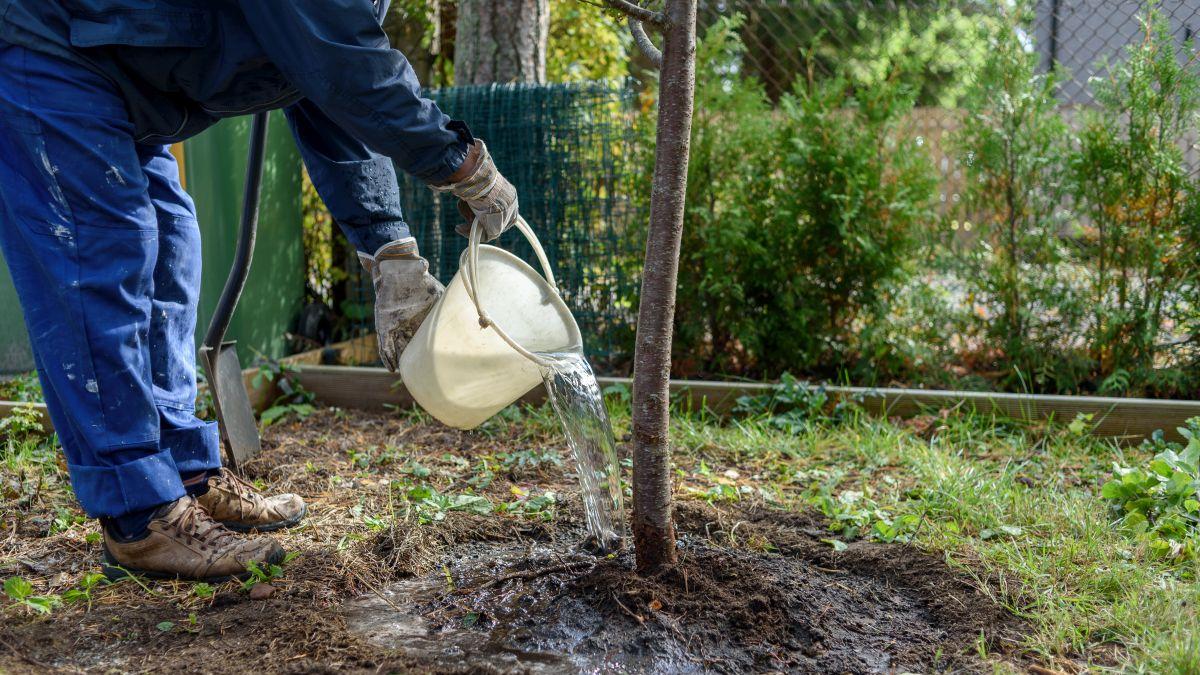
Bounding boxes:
456 243 583 354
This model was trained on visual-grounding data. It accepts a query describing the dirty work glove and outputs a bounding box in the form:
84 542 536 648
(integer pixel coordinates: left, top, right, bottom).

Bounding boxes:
431 140 518 241
358 238 445 371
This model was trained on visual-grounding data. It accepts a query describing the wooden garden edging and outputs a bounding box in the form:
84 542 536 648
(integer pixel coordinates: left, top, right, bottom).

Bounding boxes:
0 335 379 436
289 364 1200 443
7 344 1199 443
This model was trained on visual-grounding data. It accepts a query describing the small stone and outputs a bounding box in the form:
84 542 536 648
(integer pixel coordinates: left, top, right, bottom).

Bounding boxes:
248 583 276 600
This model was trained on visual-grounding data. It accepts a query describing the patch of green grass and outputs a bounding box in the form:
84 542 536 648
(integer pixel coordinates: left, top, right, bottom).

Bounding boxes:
663 403 1200 670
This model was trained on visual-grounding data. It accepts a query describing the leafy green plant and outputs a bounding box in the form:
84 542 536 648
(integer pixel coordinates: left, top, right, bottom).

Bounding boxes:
399 483 493 524
0 373 42 403
1102 418 1200 559
951 1 1085 393
1070 9 1200 398
4 576 60 615
254 359 316 428
0 404 45 439
498 488 558 521
733 374 860 433
499 448 563 475
241 552 300 591
62 573 106 610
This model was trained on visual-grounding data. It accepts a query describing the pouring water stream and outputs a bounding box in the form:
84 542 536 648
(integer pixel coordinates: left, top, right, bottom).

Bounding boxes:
536 349 627 552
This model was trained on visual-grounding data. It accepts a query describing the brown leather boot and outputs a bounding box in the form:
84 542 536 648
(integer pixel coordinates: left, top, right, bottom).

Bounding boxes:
101 497 284 582
197 468 307 533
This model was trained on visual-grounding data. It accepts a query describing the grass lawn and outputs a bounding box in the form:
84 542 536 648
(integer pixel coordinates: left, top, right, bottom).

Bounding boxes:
0 390 1197 672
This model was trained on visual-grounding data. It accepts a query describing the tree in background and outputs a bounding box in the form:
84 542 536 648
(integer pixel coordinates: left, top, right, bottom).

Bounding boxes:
1071 10 1200 397
952 1 1085 393
548 2 631 82
454 0 550 84
719 0 999 104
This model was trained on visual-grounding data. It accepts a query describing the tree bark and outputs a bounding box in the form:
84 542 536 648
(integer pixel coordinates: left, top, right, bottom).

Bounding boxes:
630 0 696 574
454 0 549 84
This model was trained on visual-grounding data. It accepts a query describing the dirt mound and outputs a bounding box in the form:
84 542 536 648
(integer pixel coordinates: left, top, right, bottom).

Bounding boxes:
348 504 1025 674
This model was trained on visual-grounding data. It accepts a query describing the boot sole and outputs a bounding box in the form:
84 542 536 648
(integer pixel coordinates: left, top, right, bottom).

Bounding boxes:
100 545 287 584
218 503 308 533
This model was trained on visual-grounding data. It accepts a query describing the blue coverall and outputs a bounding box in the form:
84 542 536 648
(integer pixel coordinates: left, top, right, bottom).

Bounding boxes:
0 0 471 518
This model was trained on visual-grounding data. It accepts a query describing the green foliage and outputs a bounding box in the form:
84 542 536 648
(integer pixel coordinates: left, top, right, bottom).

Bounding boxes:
399 482 493 524
548 0 630 82
241 551 300 591
61 573 106 611
0 404 44 439
254 359 316 428
4 576 60 615
1070 10 1200 397
0 373 42 403
657 18 937 378
1102 418 1200 560
951 2 1085 393
733 374 859 433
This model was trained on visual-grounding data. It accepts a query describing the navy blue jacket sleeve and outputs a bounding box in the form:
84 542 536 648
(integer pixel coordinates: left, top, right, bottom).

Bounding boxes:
236 0 471 183
284 99 411 254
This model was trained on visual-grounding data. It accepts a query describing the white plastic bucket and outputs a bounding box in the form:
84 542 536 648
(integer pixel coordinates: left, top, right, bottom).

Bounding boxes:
399 217 581 429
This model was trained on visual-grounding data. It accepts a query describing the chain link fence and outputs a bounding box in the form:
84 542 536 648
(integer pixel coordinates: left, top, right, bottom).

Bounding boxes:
315 0 1200 380
334 81 644 368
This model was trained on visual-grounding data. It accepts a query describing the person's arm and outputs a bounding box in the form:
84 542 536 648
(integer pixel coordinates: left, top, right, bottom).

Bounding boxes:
283 98 410 255
237 0 469 183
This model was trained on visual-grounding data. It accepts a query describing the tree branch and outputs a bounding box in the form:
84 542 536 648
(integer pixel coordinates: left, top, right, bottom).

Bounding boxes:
629 18 663 68
599 0 665 27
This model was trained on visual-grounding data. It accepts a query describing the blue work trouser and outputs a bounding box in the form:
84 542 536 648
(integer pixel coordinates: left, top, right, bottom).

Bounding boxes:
0 43 221 518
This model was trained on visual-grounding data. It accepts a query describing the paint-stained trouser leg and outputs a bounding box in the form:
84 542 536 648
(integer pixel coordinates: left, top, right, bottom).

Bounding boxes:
137 144 221 481
0 43 220 518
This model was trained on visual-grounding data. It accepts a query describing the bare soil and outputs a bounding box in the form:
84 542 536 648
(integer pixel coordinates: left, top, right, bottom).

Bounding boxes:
0 408 1025 673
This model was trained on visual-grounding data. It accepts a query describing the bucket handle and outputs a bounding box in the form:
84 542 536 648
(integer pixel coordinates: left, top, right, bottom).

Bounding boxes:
462 215 556 368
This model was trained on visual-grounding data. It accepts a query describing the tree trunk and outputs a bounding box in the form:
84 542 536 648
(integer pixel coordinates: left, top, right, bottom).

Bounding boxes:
630 0 696 574
454 0 549 84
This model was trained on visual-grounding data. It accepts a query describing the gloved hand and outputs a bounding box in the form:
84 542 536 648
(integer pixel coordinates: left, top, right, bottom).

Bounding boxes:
358 238 445 371
432 140 518 241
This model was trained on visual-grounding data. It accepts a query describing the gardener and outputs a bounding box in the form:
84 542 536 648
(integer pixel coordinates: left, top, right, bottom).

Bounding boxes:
0 0 518 582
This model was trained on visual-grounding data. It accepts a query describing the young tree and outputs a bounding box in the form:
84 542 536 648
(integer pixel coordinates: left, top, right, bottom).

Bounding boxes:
600 0 697 573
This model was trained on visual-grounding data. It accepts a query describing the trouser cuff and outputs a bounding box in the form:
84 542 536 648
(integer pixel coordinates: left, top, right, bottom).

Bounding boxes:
161 417 221 475
67 448 186 518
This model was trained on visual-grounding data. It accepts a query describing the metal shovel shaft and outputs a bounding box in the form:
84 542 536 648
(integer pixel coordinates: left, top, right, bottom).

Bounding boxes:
201 112 270 468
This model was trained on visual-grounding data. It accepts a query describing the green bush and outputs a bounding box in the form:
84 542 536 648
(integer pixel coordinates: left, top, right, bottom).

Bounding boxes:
1070 10 1200 397
659 18 938 379
950 2 1088 393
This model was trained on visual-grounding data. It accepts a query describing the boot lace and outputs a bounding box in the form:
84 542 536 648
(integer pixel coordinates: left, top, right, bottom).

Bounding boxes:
168 498 239 553
215 468 266 521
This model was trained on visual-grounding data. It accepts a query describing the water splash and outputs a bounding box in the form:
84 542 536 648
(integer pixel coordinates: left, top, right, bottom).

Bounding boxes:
537 350 626 552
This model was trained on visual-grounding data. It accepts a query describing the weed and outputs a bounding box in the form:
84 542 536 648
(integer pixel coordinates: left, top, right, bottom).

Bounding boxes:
398 483 493 524
61 572 106 611
4 576 60 615
241 552 300 591
1102 418 1200 560
733 374 860 433
0 404 45 439
254 359 316 428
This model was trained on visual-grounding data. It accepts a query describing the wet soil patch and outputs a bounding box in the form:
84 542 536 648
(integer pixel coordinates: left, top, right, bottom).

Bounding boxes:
348 504 1024 674
0 408 1025 673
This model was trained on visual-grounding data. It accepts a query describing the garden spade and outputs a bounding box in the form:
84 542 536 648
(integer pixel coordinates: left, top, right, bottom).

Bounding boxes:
199 112 269 469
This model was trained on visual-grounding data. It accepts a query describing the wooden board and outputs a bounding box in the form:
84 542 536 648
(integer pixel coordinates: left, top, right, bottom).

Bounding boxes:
292 365 1200 443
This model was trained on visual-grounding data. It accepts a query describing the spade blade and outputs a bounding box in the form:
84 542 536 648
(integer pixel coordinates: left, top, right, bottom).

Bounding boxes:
200 341 261 469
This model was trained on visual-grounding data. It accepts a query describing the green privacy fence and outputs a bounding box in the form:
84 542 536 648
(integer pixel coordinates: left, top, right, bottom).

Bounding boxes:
0 111 303 375
185 111 305 368
343 80 645 371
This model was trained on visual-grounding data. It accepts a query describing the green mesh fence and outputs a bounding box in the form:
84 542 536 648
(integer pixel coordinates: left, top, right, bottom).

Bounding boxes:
343 80 644 371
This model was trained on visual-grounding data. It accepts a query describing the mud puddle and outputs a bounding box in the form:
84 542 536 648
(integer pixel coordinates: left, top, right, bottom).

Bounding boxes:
347 505 1024 674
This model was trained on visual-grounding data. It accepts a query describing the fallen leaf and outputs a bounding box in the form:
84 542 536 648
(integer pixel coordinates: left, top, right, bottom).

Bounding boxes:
648 599 662 611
